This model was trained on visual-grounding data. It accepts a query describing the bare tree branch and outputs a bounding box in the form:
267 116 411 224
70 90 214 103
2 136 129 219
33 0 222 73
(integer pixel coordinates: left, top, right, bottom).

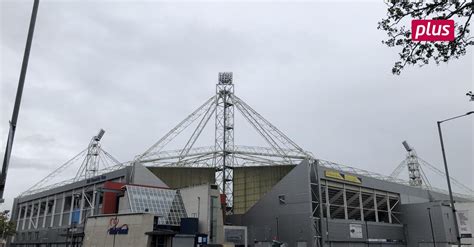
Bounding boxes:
379 1 473 74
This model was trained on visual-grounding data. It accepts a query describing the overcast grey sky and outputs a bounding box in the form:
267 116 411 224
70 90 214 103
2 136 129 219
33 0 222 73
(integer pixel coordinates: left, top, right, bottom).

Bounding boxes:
1 0 472 210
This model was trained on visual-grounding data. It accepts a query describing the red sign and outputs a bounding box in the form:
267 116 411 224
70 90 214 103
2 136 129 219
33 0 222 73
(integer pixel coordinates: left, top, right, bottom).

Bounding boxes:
411 20 455 42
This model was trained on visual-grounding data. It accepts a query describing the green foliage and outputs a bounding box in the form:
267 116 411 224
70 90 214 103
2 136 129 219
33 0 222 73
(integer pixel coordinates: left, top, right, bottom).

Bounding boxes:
0 212 15 239
378 1 473 75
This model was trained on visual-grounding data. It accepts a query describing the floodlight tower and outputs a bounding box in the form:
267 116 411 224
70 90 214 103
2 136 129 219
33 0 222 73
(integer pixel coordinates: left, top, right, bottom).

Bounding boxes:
76 129 106 180
402 141 423 187
214 72 235 212
134 72 313 213
21 129 122 197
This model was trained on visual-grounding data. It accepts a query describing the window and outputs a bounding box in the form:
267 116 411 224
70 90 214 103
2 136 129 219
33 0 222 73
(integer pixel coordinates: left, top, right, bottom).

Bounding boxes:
19 206 25 219
278 195 286 205
63 196 72 212
126 185 187 226
210 196 219 242
321 180 401 224
39 201 47 216
26 206 31 218
46 200 54 215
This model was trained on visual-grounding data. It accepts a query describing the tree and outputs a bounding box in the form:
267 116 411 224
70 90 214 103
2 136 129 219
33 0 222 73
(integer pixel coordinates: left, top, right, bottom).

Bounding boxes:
378 1 473 75
0 211 15 240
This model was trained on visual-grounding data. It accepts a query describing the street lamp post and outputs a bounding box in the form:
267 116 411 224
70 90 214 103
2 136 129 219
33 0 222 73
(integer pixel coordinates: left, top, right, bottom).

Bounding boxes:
437 111 474 247
427 207 437 247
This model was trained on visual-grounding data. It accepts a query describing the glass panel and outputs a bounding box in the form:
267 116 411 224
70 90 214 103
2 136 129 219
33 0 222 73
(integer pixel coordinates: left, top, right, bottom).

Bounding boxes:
46 200 54 215
25 205 31 218
39 201 47 216
38 216 44 228
19 206 26 220
52 214 60 227
63 196 72 213
61 213 69 226
54 197 63 213
126 185 187 226
45 215 52 227
210 196 219 242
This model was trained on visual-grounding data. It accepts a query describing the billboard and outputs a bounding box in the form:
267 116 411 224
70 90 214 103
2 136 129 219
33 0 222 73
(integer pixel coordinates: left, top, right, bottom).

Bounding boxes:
457 210 473 238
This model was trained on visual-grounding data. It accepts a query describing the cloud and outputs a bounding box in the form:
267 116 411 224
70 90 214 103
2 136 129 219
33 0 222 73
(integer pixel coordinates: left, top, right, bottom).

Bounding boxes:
4 154 52 170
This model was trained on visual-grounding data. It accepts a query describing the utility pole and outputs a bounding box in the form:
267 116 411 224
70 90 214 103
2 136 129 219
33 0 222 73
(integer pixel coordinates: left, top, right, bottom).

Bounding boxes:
437 111 474 247
427 207 437 247
0 0 40 202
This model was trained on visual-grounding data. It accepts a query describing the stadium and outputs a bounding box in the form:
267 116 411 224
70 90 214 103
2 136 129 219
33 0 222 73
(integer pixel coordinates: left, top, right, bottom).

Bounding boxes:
9 73 474 247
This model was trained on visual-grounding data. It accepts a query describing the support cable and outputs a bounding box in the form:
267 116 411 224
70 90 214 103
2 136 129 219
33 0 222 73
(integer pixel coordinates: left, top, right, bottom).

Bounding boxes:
232 95 309 156
232 96 292 164
419 158 474 195
20 148 87 196
177 101 217 164
137 96 216 160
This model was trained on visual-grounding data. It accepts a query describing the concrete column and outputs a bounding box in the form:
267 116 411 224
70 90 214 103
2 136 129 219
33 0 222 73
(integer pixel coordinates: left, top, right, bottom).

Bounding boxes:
50 196 57 227
42 197 48 228
16 206 22 231
35 200 41 229
373 191 379 223
58 192 66 226
79 188 85 224
69 190 75 226
21 204 27 230
386 193 392 223
343 185 348 220
91 184 96 216
325 185 330 219
28 203 34 229
359 188 364 221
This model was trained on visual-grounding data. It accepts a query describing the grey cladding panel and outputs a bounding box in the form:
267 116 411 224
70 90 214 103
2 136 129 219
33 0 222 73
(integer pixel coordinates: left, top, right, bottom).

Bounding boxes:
241 161 313 246
367 223 404 240
327 221 366 242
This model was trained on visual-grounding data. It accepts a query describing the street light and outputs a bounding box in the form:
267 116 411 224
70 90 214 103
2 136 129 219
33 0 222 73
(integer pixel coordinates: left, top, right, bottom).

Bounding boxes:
437 111 474 246
427 207 436 247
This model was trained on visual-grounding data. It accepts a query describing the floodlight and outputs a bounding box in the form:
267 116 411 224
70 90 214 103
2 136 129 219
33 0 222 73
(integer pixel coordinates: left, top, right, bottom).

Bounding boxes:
218 72 233 84
95 129 105 141
402 141 412 152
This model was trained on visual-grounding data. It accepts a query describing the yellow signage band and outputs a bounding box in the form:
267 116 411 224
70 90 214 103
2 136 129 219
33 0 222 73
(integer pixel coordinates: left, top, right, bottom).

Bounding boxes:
324 170 362 184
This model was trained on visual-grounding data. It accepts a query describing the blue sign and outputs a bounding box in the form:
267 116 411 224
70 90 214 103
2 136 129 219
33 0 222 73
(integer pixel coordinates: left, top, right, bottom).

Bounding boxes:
71 210 80 224
108 224 129 235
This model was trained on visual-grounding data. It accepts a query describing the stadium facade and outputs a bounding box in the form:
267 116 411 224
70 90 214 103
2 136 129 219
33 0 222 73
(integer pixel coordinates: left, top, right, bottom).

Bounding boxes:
229 160 472 247
10 160 473 247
